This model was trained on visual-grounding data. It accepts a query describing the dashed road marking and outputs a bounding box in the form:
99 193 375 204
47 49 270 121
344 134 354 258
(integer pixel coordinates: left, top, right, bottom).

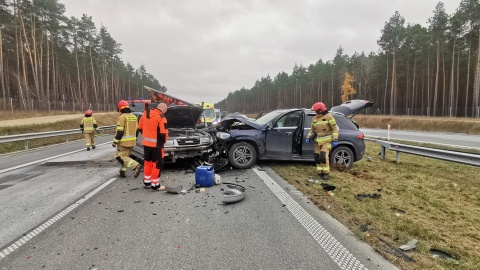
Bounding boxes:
0 178 117 261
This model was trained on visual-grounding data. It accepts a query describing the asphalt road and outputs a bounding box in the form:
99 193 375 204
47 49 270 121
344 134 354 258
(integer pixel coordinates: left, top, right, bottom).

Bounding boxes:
361 128 480 150
0 139 397 270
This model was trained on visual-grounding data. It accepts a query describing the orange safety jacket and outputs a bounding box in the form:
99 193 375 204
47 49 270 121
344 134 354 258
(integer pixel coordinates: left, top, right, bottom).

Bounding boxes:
114 112 138 147
137 108 168 148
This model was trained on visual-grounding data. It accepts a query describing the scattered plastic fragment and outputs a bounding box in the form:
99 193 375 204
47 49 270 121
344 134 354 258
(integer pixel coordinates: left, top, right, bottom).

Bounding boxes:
321 183 336 191
166 185 183 194
327 191 334 196
399 239 418 251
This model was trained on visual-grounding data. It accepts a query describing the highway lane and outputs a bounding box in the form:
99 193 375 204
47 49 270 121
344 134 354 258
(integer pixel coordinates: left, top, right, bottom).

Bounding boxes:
361 128 480 150
0 144 397 269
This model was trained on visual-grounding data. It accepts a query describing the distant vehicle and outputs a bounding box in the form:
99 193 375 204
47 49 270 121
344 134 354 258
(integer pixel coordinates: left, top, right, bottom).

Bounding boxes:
128 99 150 116
217 100 374 169
195 102 216 127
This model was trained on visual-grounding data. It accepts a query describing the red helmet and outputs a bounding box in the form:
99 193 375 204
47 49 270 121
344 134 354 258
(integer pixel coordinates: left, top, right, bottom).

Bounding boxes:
312 102 327 113
117 100 129 111
85 110 93 116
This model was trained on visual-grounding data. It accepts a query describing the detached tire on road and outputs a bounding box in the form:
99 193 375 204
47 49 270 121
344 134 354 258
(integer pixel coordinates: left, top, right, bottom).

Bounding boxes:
228 141 257 169
330 146 354 168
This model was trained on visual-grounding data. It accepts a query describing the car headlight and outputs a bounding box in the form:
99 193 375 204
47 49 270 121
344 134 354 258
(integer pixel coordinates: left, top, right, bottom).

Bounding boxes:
164 140 174 147
200 137 213 144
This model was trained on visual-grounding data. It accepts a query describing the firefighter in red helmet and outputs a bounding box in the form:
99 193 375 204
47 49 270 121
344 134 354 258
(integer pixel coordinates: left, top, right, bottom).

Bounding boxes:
80 110 100 151
113 100 142 178
137 102 169 191
305 102 339 180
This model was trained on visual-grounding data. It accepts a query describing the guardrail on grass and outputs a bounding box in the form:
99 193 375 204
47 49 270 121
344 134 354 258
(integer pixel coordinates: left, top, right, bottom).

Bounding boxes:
366 138 480 167
0 125 116 150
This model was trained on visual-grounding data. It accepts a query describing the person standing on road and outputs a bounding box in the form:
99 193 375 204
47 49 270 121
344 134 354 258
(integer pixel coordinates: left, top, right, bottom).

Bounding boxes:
137 103 168 191
80 110 100 151
113 100 142 178
305 102 339 180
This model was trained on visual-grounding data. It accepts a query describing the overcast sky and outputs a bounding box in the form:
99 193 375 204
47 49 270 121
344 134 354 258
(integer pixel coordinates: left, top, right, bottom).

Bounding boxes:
61 0 458 104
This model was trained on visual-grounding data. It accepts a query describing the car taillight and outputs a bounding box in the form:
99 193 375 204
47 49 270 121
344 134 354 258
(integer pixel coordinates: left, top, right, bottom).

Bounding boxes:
197 119 202 124
357 133 364 139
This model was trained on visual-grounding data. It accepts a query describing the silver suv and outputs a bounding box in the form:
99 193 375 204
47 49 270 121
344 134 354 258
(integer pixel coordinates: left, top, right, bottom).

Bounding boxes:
132 105 213 163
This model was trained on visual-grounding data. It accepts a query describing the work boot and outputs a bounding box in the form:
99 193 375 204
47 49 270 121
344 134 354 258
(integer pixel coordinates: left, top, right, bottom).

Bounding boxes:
133 164 143 178
92 145 96 149
321 173 330 180
87 147 90 151
118 171 126 178
152 185 165 191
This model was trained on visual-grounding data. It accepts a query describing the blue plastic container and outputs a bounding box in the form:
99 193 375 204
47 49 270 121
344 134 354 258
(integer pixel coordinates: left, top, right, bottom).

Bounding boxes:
195 166 215 187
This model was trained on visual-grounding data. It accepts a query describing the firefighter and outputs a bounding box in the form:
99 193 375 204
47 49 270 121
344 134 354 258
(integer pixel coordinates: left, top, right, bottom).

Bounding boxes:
80 110 100 151
305 102 339 180
113 100 142 178
137 103 168 191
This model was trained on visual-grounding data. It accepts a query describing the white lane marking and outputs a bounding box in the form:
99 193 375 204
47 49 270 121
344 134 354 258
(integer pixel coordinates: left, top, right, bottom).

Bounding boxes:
0 178 117 261
0 142 111 174
253 167 366 270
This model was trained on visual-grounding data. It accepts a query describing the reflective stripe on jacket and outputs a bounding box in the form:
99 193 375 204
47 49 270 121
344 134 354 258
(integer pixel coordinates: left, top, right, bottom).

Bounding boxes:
80 117 97 133
138 108 168 148
114 113 138 147
307 112 339 144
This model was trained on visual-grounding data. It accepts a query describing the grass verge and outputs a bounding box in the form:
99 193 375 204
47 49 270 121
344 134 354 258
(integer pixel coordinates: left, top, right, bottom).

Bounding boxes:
0 112 119 154
266 141 480 270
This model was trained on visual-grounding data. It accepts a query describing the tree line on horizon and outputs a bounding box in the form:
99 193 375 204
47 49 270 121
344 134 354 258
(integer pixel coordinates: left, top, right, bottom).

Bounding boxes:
0 0 165 112
216 0 480 118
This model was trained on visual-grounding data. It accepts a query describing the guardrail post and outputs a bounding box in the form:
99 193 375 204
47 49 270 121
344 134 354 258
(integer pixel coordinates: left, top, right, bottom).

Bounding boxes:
24 140 28 150
380 145 386 160
396 152 401 163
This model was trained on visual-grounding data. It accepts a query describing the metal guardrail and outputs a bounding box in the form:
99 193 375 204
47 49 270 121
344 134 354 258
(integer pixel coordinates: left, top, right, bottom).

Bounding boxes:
366 138 480 167
0 125 116 150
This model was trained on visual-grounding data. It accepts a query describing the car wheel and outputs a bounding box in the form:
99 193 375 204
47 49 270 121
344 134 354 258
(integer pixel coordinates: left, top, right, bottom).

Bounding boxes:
228 141 257 169
330 146 354 168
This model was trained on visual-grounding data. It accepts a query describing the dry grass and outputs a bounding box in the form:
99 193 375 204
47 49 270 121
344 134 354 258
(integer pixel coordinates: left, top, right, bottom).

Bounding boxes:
267 142 480 270
0 110 86 120
355 115 480 135
0 112 119 154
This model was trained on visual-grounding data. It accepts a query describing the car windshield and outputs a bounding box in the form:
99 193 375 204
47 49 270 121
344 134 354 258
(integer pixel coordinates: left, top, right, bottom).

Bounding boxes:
130 102 145 112
203 109 216 118
254 110 285 125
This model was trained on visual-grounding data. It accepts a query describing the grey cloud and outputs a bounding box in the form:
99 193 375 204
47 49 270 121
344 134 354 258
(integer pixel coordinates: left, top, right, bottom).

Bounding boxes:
61 0 458 103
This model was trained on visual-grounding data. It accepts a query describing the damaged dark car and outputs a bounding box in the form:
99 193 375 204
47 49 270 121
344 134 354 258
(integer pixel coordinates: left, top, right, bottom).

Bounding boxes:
216 99 374 169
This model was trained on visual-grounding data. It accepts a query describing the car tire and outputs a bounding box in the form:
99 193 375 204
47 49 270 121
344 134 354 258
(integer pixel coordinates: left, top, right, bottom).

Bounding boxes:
228 141 257 169
330 146 354 168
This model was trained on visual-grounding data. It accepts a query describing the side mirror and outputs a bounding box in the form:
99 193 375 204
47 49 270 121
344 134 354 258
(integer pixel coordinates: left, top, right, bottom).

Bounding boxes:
267 122 273 129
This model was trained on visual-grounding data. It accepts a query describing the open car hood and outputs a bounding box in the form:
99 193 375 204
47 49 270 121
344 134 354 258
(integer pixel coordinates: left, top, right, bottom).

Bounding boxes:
220 113 262 129
330 100 374 117
164 105 203 128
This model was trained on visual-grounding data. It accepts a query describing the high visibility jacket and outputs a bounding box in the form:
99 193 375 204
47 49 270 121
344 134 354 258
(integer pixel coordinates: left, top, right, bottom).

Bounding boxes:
137 108 168 148
80 116 98 134
114 112 138 147
307 112 339 144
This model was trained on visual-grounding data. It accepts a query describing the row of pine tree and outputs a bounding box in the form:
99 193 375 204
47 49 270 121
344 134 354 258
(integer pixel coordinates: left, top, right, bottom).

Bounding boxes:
0 0 164 112
217 1 480 117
